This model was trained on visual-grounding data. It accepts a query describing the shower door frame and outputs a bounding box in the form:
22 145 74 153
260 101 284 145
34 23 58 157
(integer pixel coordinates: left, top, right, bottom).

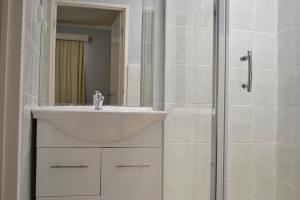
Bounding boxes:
211 0 229 200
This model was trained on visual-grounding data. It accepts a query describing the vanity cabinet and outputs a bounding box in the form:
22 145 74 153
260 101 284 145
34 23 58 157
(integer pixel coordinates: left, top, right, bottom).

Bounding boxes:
36 148 161 200
36 148 101 197
33 107 166 200
101 148 161 200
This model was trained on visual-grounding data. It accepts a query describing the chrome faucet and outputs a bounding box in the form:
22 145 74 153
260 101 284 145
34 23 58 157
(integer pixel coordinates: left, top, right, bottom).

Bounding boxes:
93 91 105 110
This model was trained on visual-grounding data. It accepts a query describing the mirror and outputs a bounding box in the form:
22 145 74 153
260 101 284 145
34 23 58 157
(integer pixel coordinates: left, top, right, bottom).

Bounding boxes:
39 0 164 108
55 6 127 106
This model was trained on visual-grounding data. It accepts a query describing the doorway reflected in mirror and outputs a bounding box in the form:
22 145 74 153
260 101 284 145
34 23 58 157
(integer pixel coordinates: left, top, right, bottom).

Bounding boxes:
55 6 126 106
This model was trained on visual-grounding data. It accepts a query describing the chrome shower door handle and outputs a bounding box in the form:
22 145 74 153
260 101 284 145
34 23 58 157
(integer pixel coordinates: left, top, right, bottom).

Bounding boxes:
240 50 253 92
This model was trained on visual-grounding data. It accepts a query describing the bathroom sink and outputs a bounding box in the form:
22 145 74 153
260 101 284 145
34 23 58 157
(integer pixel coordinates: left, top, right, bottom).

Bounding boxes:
32 106 166 143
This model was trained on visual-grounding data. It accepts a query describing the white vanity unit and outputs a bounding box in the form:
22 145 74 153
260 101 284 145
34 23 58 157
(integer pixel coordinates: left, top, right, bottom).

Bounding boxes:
32 106 166 200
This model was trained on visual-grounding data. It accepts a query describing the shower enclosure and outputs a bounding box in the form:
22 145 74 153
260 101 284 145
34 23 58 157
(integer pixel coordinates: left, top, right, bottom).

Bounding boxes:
163 0 300 200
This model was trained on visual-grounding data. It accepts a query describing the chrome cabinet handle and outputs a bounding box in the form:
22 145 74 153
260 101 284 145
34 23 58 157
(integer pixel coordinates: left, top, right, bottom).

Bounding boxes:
241 50 253 92
50 164 88 169
115 164 152 168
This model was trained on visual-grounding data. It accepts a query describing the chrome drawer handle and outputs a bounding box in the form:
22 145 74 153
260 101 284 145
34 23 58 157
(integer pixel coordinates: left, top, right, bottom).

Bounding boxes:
50 164 88 169
115 164 152 168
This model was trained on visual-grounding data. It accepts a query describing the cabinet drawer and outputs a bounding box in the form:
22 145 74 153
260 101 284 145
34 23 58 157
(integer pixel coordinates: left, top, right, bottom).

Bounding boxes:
37 197 100 200
101 148 162 200
37 148 101 197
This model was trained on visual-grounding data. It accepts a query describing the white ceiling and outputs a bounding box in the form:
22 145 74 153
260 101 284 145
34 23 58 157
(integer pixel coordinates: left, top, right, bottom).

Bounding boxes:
57 6 120 27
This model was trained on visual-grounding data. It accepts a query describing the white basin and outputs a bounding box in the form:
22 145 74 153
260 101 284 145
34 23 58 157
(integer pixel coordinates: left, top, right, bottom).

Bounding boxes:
32 106 167 143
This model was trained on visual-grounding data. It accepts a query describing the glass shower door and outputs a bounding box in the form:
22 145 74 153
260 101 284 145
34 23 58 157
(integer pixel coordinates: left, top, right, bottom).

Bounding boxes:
226 0 278 199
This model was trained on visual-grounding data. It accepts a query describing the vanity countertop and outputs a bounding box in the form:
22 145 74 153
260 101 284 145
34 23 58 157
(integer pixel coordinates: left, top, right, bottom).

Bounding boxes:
32 106 167 143
32 105 166 115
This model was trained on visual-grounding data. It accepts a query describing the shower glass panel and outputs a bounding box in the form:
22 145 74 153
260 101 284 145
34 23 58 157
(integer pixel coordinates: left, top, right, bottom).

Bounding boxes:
277 0 300 199
163 0 215 200
227 0 277 199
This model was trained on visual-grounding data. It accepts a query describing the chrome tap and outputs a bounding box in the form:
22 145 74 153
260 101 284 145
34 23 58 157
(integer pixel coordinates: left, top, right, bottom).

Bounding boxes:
93 90 104 110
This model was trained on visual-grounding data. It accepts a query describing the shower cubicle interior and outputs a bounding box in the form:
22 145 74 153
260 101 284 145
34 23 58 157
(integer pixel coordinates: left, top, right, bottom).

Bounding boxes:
163 0 300 200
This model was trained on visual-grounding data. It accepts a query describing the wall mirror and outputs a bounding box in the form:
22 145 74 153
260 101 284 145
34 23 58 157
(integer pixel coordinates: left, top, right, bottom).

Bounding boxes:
39 0 165 108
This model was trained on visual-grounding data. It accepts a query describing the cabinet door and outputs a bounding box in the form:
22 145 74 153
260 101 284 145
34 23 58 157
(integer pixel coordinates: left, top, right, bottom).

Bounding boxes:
101 148 161 200
37 148 101 197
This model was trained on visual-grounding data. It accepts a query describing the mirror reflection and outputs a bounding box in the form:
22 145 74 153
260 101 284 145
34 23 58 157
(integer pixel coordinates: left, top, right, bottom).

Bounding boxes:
55 6 127 106
38 0 161 107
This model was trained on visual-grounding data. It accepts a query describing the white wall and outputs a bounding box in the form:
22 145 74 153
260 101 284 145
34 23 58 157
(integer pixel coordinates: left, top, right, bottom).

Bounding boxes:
127 64 141 106
57 25 112 104
0 0 25 199
20 0 45 199
164 0 214 199
277 0 300 199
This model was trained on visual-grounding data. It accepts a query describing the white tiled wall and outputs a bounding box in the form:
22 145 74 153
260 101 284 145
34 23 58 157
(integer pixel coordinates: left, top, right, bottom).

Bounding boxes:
228 0 278 199
277 0 300 199
164 0 214 199
127 64 141 106
21 0 44 199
